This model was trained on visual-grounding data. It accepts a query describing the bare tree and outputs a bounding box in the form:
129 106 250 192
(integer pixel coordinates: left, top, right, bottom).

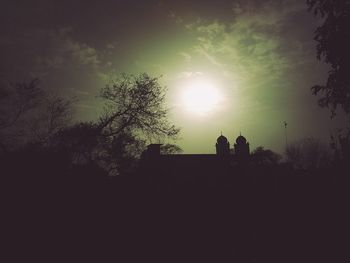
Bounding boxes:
0 79 74 153
0 79 42 130
97 73 180 140
29 94 74 146
93 73 180 175
0 79 42 152
51 73 180 175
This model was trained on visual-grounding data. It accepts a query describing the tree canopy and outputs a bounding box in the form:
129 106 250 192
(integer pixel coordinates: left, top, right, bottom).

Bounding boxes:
91 73 180 174
251 146 281 166
307 0 350 116
1 74 180 175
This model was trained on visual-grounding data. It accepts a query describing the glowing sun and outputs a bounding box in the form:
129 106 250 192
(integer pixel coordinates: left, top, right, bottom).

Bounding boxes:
182 80 222 115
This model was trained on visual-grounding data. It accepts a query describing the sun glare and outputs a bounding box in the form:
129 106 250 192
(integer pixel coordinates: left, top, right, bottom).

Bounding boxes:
182 80 222 115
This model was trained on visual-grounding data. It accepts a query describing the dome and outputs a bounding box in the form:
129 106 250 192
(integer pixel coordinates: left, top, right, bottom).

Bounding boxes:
217 135 228 144
236 135 247 144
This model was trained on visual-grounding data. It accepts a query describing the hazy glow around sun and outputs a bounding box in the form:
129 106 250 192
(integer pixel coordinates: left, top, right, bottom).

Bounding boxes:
182 79 222 115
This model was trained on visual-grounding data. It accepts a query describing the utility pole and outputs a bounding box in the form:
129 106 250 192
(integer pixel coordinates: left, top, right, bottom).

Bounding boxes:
283 121 288 148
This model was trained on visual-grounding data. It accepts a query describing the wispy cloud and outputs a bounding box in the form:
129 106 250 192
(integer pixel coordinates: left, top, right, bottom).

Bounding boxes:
177 71 204 79
180 0 311 92
37 28 101 71
178 52 192 63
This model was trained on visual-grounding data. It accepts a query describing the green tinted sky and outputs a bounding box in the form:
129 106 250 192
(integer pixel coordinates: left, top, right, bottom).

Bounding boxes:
0 0 347 153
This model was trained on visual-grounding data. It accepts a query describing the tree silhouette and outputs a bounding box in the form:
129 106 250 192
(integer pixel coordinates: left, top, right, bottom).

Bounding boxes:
94 73 180 174
98 130 146 175
0 79 42 152
251 146 281 166
0 79 42 130
307 0 350 116
330 129 350 162
0 79 74 153
29 95 74 146
51 122 100 164
160 144 183 155
98 73 180 140
285 137 332 170
48 73 180 175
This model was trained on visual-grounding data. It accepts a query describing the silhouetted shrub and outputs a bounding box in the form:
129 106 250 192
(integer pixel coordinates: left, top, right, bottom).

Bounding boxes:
251 146 281 166
330 129 350 163
285 138 332 170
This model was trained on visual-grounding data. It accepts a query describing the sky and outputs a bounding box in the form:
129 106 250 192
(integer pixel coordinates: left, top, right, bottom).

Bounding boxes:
0 0 348 154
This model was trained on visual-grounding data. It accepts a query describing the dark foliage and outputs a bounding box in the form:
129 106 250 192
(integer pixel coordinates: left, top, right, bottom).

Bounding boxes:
51 122 100 164
307 0 350 116
160 143 183 154
251 146 281 166
330 128 350 162
96 130 147 175
5 155 349 262
0 74 180 175
285 137 332 169
77 73 180 175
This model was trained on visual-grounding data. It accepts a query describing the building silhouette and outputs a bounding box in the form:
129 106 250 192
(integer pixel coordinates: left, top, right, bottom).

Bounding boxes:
234 133 250 162
141 133 250 177
216 134 230 156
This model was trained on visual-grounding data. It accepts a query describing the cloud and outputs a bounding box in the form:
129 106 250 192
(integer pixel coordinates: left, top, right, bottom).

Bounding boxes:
178 52 192 63
166 0 325 131
38 29 100 71
177 71 204 78
74 90 91 96
0 26 102 83
180 0 312 91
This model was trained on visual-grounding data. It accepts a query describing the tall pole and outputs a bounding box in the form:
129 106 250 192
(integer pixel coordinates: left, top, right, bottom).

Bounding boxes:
284 121 288 149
